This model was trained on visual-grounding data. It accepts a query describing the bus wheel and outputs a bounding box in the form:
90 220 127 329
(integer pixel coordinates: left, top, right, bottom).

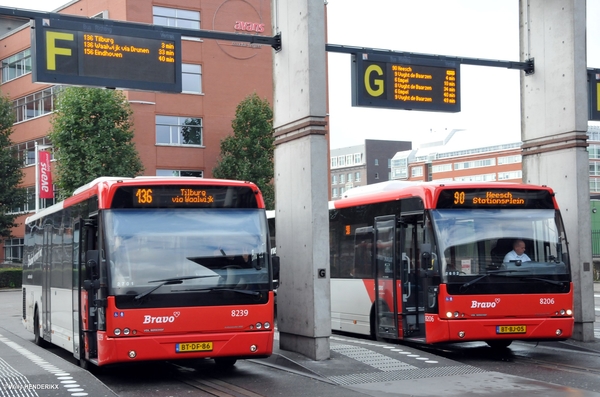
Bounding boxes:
33 309 46 347
214 357 237 369
486 340 512 349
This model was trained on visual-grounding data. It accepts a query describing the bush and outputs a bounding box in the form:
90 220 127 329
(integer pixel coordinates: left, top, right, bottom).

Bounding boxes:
0 267 22 288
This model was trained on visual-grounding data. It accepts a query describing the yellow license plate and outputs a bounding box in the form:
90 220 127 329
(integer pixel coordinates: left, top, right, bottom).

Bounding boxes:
496 325 527 334
176 342 213 353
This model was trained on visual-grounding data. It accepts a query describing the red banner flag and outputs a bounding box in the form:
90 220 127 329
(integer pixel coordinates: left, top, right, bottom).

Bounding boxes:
38 150 54 199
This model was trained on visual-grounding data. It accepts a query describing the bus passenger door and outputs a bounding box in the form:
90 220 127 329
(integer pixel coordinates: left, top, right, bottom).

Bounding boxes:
41 224 52 342
401 217 426 340
80 219 99 363
373 216 400 339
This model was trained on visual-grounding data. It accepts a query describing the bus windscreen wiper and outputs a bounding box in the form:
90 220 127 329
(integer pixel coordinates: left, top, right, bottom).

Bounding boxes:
179 286 261 297
460 269 525 290
520 277 567 286
135 275 219 300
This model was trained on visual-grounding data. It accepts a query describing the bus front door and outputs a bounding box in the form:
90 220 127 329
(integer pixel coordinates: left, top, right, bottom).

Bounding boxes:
374 216 401 340
41 224 52 342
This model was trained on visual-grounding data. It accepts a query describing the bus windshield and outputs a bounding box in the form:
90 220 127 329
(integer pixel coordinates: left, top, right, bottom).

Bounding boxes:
103 208 270 297
430 208 569 281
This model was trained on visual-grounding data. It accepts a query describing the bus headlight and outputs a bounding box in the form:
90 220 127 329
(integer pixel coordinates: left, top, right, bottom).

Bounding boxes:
255 322 262 329
566 309 572 316
114 328 121 336
446 312 453 318
264 322 271 329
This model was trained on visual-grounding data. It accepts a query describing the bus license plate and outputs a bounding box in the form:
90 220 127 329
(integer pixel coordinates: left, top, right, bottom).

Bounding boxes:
176 342 213 353
496 325 526 334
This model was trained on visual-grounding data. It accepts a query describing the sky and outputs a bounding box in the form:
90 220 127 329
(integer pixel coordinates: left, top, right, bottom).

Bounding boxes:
1 0 599 149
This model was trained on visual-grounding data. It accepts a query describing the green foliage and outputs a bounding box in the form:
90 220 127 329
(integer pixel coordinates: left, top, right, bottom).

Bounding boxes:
213 93 275 209
0 93 26 238
49 87 144 199
0 267 22 289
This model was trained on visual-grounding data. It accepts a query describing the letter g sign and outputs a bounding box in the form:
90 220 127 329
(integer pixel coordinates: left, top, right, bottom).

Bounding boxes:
364 63 384 97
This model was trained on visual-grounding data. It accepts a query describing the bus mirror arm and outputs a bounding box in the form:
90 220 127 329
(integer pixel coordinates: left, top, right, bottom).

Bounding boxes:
83 279 101 291
272 255 280 282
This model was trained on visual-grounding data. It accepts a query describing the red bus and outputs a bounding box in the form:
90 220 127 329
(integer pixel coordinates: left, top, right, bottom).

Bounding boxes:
22 177 279 368
327 181 574 348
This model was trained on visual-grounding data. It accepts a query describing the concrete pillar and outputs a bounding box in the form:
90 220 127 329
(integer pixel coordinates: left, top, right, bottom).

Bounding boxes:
271 0 331 359
520 0 595 341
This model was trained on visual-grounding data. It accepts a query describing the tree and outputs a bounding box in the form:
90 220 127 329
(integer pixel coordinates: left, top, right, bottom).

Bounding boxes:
49 87 144 199
213 93 275 209
0 93 26 239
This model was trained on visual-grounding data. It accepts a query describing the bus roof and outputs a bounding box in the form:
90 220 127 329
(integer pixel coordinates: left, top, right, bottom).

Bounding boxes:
333 180 556 210
26 177 263 224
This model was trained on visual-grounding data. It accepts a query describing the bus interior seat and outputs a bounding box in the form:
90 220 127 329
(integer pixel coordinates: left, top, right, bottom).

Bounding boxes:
491 238 514 265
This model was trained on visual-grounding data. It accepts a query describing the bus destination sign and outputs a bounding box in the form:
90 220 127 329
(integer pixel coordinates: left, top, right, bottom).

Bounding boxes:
111 185 259 209
352 53 460 112
135 188 214 206
32 17 182 93
436 189 555 209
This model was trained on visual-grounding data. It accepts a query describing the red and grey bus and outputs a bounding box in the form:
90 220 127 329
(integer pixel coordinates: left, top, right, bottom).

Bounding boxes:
327 181 573 348
22 177 279 368
269 181 574 347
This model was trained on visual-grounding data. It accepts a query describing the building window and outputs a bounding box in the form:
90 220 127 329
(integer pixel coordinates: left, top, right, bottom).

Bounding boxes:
12 86 62 123
374 159 379 166
591 162 600 176
431 163 452 173
331 175 337 185
388 159 392 168
340 187 345 196
411 166 423 177
153 6 200 30
338 156 345 167
157 169 204 177
9 186 55 214
454 158 496 170
590 145 600 160
11 137 53 166
498 171 522 180
355 172 360 182
340 174 345 184
347 173 352 182
497 155 522 165
345 154 352 166
156 116 203 146
590 178 600 193
332 188 338 198
354 153 362 164
1 49 31 84
454 173 497 182
375 173 379 179
331 157 338 168
182 64 202 93
3 238 24 264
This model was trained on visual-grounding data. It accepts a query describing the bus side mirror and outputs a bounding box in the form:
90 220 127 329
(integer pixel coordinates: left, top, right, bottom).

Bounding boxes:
272 255 280 287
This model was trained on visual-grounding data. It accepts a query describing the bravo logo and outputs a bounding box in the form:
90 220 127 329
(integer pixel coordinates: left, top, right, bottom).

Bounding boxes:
143 311 180 324
471 298 501 309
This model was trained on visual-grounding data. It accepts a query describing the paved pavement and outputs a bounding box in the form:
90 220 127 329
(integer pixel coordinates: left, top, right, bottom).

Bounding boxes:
1 285 599 396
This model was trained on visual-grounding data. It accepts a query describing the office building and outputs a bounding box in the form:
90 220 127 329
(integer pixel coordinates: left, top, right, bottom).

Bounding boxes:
1 0 273 264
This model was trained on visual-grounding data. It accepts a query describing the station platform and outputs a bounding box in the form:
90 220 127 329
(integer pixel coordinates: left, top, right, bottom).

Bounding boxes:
247 331 600 397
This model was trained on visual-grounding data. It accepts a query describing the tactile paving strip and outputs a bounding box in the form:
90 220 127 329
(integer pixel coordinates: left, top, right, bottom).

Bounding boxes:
330 344 416 371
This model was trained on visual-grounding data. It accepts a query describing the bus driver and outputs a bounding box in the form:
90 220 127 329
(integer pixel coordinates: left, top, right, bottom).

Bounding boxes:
503 239 531 263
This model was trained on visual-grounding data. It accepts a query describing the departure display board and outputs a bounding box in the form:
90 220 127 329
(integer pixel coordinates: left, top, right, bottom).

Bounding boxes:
352 53 460 112
436 189 555 209
111 185 259 209
589 71 600 121
32 17 182 92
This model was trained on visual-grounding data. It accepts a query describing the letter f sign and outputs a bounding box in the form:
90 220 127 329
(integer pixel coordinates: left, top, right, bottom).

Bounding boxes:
46 31 74 70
